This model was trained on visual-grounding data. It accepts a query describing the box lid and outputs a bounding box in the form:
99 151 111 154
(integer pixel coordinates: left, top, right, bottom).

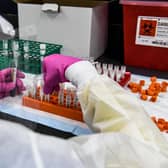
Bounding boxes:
120 0 168 7
15 0 109 7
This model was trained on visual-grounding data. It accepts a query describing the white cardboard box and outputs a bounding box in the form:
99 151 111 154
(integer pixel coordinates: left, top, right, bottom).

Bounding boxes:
18 2 108 59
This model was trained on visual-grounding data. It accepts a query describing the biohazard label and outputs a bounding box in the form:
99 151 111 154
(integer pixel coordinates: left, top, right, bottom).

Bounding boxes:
136 16 168 48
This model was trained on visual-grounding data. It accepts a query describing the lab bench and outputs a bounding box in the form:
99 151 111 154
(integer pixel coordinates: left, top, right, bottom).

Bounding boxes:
0 92 92 137
0 112 75 139
0 67 168 138
0 70 92 137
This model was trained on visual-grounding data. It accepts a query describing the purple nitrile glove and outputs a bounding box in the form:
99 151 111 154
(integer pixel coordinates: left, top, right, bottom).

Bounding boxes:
0 68 25 98
43 54 81 94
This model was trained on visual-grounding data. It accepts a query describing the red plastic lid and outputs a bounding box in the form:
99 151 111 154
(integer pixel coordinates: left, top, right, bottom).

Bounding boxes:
120 0 168 7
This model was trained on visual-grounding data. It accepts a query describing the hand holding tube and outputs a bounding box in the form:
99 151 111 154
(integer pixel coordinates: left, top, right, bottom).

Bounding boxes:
0 68 25 98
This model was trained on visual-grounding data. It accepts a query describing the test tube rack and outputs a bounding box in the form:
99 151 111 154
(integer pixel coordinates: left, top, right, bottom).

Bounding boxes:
22 87 84 122
0 39 63 74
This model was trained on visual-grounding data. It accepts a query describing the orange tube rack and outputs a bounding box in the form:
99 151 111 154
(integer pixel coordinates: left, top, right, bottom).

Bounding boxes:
22 72 131 122
22 88 84 122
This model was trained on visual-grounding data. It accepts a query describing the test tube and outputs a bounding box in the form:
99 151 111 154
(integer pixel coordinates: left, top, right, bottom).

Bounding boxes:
23 87 29 97
10 59 17 97
3 40 8 49
72 89 79 108
44 94 50 102
2 40 8 56
102 63 107 74
120 65 126 78
116 69 122 82
24 52 29 72
23 41 29 53
102 63 107 69
29 87 35 98
32 76 38 99
40 44 46 56
65 88 72 108
13 50 20 60
12 40 19 52
40 56 44 73
114 65 119 74
39 79 44 101
58 83 64 105
108 64 113 71
96 66 102 75
113 65 119 80
40 44 46 74
23 41 29 59
103 68 108 76
95 62 100 68
109 69 115 80
25 85 31 97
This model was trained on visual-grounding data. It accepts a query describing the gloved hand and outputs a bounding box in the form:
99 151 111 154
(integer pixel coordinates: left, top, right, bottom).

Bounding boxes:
0 15 15 39
0 68 25 98
43 54 81 94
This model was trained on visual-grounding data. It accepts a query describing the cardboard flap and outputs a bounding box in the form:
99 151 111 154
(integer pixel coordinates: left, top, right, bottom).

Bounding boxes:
15 0 108 7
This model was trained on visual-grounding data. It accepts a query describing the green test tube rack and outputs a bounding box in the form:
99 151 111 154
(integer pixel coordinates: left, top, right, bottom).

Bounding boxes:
0 39 63 74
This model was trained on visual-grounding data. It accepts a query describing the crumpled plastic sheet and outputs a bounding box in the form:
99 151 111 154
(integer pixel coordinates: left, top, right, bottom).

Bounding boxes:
0 73 168 167
0 119 168 168
77 74 168 148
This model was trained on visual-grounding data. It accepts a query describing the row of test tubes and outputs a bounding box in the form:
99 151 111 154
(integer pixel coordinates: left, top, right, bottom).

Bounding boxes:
58 83 81 109
1 40 47 73
24 41 46 73
25 78 81 109
1 40 20 57
2 40 46 55
93 62 126 82
25 77 49 101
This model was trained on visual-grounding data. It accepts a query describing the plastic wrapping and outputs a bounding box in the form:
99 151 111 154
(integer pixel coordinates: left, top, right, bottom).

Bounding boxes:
0 120 85 168
1 70 168 166
0 119 168 168
78 75 168 155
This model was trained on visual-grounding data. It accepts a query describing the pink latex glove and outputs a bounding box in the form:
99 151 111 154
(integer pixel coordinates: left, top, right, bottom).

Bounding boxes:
0 68 25 98
43 54 81 94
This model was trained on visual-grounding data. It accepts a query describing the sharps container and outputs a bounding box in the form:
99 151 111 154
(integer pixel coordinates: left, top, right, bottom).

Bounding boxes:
120 0 168 71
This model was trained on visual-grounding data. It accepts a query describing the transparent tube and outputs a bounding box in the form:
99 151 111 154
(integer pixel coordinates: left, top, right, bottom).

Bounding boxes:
121 65 126 78
40 44 46 74
12 40 19 51
58 83 64 105
23 41 29 53
65 88 72 108
9 58 17 97
2 40 8 55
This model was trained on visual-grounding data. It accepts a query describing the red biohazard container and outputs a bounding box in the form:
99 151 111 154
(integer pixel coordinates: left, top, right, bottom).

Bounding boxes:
120 0 168 71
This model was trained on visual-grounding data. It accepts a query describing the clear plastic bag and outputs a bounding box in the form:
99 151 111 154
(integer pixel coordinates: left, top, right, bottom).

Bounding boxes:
78 75 168 155
0 119 168 168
